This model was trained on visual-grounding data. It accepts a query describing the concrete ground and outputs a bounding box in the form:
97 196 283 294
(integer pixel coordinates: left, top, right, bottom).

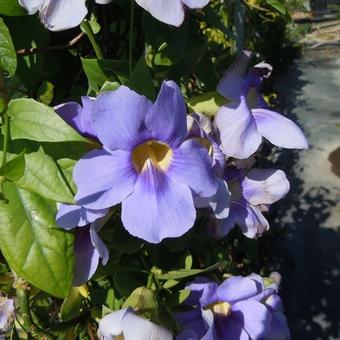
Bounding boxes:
264 48 340 339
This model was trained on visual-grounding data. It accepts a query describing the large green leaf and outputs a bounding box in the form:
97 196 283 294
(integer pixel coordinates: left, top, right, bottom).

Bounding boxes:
7 98 89 143
168 43 208 80
0 0 26 16
265 0 287 15
81 58 129 93
154 263 220 280
16 151 75 203
0 18 17 77
0 150 25 182
0 183 74 298
128 56 155 101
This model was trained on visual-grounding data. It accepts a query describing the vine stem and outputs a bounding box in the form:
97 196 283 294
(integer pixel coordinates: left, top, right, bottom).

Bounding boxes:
16 279 53 339
0 72 10 169
129 0 135 76
82 21 104 59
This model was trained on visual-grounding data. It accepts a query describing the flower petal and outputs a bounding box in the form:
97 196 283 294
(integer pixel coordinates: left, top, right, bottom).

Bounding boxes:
56 203 108 229
216 99 262 159
73 227 99 286
182 0 210 8
176 329 200 340
213 314 249 340
185 280 219 306
216 276 261 304
39 0 87 31
175 309 208 339
146 80 187 147
121 165 195 243
235 204 269 238
242 169 290 206
90 215 111 265
93 86 152 151
195 179 230 219
253 108 308 149
122 310 173 340
55 102 83 133
74 149 136 209
99 308 128 339
214 215 236 238
18 0 44 14
95 0 112 3
167 140 218 197
232 300 272 339
217 50 253 101
135 0 184 27
266 312 290 340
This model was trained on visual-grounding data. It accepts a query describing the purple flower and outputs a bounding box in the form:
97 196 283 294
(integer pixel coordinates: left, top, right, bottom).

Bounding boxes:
18 0 113 31
18 0 88 31
55 97 98 141
135 0 210 27
72 81 218 243
57 204 110 286
176 275 273 339
214 168 290 238
0 296 15 334
98 308 173 340
187 113 226 177
215 50 308 159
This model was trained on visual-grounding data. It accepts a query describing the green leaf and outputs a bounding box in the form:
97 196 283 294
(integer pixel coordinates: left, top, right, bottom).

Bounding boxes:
37 81 54 105
0 183 74 298
155 263 220 280
7 98 89 143
128 56 155 101
203 7 236 40
0 18 17 77
99 81 120 93
265 0 287 15
16 150 75 203
81 58 129 93
0 150 25 181
0 0 27 16
60 287 83 322
165 289 190 308
188 91 229 116
123 287 158 319
168 43 208 80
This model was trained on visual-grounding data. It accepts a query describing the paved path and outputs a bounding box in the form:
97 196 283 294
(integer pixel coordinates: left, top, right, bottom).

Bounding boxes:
263 48 340 340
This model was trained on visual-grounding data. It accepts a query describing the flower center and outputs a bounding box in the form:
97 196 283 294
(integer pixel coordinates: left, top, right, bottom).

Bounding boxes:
132 140 173 173
205 301 232 317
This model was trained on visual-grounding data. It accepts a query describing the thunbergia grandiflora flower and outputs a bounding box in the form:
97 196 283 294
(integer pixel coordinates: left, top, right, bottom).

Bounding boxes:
213 168 290 238
18 0 88 31
135 0 210 27
215 50 308 159
55 97 98 141
176 274 290 340
0 296 15 334
19 0 210 30
58 209 110 286
99 308 173 340
55 101 110 285
73 81 218 243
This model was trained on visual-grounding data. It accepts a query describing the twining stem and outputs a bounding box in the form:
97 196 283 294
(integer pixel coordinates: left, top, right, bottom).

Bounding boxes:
129 0 135 76
0 72 10 169
1 115 9 168
16 279 53 339
82 21 104 59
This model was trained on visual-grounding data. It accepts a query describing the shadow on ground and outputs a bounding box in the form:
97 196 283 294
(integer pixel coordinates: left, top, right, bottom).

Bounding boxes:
259 51 340 340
